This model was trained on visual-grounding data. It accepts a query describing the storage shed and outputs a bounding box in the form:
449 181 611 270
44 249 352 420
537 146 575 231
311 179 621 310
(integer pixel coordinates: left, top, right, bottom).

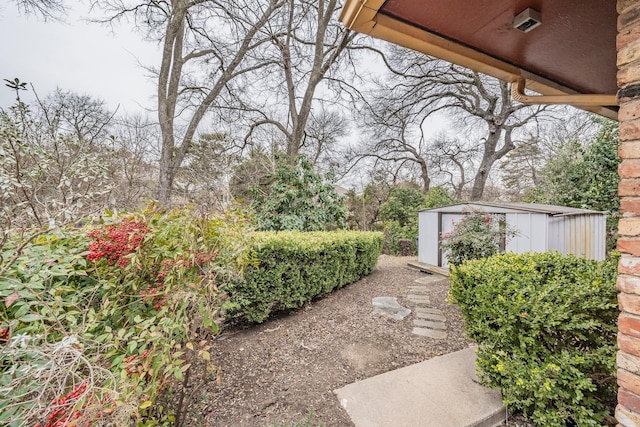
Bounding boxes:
418 202 607 267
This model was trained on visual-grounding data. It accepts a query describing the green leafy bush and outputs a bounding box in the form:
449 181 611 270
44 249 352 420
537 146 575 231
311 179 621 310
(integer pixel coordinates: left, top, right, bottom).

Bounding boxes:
526 118 619 251
382 220 417 255
250 154 346 231
449 252 618 426
380 186 454 255
224 231 383 323
0 229 126 426
0 205 253 426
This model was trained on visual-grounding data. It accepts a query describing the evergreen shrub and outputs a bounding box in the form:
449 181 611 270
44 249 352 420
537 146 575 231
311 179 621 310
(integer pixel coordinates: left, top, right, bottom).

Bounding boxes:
224 231 383 323
450 251 618 426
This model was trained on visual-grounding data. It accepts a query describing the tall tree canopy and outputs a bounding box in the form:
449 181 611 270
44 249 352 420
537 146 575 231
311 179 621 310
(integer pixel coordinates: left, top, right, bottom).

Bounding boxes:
355 47 553 200
527 117 620 248
528 118 619 213
95 0 361 204
96 0 284 203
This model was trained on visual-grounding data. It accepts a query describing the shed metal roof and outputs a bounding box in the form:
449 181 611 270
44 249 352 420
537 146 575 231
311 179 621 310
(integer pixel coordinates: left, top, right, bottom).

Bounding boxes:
419 202 606 216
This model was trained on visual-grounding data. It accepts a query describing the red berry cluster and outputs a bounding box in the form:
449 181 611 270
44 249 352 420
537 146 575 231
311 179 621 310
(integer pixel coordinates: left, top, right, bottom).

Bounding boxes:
156 250 218 280
86 220 149 267
123 349 152 378
0 327 10 344
37 382 87 427
139 250 218 310
139 283 169 310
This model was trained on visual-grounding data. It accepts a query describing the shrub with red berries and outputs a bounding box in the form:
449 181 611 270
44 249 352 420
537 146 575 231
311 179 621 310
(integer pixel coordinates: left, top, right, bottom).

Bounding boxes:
440 209 517 266
0 327 9 344
37 382 87 427
2 206 252 426
86 220 149 267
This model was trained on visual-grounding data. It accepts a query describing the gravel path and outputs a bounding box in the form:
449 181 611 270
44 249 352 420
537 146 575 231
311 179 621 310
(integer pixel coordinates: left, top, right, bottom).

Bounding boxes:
182 255 494 426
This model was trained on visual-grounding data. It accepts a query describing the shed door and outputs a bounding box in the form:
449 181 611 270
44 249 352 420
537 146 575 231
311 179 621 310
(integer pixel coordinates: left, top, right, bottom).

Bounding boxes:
440 212 507 267
440 213 465 267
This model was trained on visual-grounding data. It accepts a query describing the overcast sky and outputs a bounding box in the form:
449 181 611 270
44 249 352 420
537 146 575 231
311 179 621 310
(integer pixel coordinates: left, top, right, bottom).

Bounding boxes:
0 2 160 114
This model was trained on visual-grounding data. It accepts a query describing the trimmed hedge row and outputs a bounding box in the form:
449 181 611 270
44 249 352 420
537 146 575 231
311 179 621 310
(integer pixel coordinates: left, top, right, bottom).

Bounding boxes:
224 230 383 323
450 252 618 426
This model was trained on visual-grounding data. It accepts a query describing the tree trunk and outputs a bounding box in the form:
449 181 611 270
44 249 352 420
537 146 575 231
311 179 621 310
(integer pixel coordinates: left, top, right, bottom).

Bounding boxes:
419 159 430 194
156 162 175 203
470 161 491 200
287 132 301 158
470 126 515 200
470 132 500 200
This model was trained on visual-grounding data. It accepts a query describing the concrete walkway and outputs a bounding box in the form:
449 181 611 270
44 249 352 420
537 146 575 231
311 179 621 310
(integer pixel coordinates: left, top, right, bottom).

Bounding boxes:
334 347 506 427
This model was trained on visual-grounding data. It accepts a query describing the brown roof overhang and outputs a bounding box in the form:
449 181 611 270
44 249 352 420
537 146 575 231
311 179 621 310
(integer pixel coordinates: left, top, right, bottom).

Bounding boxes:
340 0 618 119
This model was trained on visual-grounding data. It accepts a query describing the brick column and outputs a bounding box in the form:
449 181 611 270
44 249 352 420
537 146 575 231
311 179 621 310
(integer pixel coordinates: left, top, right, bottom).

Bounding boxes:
618 1 640 424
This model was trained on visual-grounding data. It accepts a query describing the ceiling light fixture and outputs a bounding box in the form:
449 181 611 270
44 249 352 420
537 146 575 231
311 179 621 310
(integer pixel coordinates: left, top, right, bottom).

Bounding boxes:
513 8 542 33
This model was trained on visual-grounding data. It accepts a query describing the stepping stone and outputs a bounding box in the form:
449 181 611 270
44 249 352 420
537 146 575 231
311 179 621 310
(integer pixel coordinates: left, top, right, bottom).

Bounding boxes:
408 297 431 305
412 327 447 339
416 312 446 322
414 276 441 285
413 319 446 330
372 297 411 320
407 286 429 294
415 307 443 315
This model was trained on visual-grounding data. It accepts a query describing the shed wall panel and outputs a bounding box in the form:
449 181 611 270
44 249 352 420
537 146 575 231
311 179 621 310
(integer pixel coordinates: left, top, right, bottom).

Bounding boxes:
418 211 440 265
595 215 606 260
547 216 565 253
417 205 607 266
506 213 548 253
551 214 606 260
564 215 599 259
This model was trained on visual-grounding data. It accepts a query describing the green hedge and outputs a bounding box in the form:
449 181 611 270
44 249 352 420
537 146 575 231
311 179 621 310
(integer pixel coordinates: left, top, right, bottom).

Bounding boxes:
224 231 383 323
449 252 618 426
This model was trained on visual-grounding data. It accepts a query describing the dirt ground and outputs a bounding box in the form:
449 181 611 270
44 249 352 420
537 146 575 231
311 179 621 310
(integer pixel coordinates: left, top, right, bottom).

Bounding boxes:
182 255 528 427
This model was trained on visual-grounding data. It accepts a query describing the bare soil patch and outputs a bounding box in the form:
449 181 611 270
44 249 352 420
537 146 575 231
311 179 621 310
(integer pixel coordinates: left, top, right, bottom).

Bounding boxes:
181 255 469 426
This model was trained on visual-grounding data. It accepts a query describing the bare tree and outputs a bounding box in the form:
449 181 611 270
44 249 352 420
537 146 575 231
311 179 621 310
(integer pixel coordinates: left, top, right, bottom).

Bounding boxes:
304 108 348 169
344 169 390 231
359 47 554 200
10 0 66 20
105 113 159 208
498 139 545 200
39 88 116 144
429 134 479 199
349 91 432 193
239 0 356 159
94 0 284 204
175 132 241 208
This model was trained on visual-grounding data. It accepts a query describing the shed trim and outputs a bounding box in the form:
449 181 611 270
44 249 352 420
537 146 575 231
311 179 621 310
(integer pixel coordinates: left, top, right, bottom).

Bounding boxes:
419 202 606 217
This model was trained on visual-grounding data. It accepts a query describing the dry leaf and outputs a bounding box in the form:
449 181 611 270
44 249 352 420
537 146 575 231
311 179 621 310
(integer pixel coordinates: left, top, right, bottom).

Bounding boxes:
5 292 19 308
